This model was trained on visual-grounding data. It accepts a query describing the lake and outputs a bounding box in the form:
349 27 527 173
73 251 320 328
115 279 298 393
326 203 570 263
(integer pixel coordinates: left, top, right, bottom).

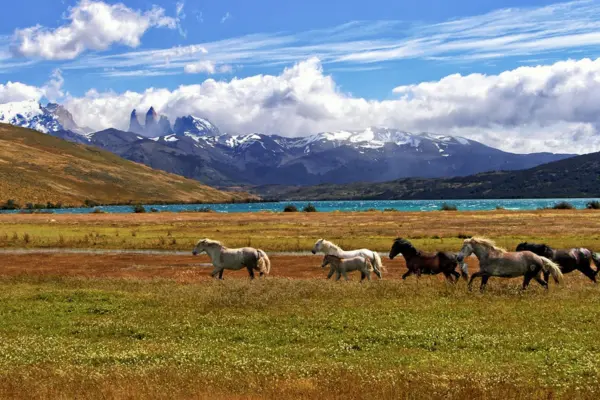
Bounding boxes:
3 198 599 214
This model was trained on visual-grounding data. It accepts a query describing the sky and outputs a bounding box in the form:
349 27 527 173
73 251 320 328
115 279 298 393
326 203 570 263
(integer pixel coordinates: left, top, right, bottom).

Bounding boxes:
2 0 600 153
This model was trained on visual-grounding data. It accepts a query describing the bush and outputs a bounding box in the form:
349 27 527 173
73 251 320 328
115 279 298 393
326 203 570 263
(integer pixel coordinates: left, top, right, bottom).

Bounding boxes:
586 201 600 210
84 199 99 208
91 208 105 214
133 204 146 213
303 203 317 212
440 203 458 211
1 199 20 210
495 205 506 210
383 208 398 212
196 207 214 213
552 201 575 210
150 207 160 213
283 204 298 212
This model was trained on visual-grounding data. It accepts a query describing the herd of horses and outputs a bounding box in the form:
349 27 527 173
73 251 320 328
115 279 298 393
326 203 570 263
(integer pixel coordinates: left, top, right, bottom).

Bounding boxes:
192 237 600 291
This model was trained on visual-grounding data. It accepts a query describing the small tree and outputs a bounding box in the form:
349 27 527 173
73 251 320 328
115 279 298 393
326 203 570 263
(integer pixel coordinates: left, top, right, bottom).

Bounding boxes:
440 203 458 211
552 201 575 210
133 204 146 213
586 201 600 210
303 203 317 212
283 204 298 212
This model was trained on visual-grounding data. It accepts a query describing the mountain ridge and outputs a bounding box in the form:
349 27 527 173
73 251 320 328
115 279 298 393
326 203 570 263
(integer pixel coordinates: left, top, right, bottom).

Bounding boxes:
0 101 573 187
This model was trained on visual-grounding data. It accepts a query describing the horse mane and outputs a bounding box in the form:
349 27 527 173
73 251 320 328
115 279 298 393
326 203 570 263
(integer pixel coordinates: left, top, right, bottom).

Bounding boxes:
468 237 506 253
393 238 418 253
320 239 342 252
198 238 224 248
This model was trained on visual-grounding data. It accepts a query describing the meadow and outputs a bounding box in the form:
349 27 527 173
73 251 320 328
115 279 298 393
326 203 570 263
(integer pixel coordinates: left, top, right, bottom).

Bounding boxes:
0 210 599 399
1 209 600 252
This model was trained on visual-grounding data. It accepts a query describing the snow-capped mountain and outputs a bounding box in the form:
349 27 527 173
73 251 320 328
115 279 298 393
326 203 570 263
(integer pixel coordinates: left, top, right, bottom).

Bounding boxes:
0 101 571 187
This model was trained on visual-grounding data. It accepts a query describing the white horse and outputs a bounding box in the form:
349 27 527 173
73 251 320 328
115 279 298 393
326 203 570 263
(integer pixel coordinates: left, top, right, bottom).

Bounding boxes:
312 239 384 279
192 238 271 280
321 255 373 281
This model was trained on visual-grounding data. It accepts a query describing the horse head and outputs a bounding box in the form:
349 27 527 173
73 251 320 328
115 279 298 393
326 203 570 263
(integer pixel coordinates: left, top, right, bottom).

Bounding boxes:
312 239 324 254
321 254 338 268
515 242 528 252
389 238 416 259
192 238 210 256
457 239 475 262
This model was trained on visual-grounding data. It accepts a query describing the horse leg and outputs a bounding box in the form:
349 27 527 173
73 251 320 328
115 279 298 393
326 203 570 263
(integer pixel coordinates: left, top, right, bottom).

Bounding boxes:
327 265 335 279
245 265 255 280
522 273 534 290
402 270 413 280
211 268 224 279
335 271 341 281
342 270 350 281
450 270 461 283
578 264 597 283
533 273 549 289
542 270 550 283
442 271 454 283
468 271 483 291
479 275 489 292
218 269 224 280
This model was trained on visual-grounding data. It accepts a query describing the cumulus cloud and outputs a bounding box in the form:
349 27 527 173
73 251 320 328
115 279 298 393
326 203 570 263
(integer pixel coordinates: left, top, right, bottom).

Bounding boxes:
11 0 179 60
0 81 44 103
220 12 231 24
28 57 600 154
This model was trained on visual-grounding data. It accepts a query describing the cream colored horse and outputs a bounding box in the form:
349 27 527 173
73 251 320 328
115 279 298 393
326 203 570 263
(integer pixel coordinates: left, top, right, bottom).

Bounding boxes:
458 237 563 291
192 238 271 279
321 255 373 281
312 239 384 279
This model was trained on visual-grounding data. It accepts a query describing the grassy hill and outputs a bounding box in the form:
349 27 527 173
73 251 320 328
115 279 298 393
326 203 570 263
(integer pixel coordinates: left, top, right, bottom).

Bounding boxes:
255 151 600 200
0 124 256 206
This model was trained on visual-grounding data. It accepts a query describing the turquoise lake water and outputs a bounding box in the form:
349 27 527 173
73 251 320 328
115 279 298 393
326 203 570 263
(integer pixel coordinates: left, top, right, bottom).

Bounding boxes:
3 198 599 214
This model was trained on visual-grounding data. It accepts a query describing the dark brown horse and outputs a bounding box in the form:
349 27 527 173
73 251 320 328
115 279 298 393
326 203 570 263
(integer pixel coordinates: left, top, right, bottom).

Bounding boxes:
389 238 468 282
516 242 600 283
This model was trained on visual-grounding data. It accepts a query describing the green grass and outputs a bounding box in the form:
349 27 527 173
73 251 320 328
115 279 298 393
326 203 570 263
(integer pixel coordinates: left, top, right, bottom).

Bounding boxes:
0 276 599 398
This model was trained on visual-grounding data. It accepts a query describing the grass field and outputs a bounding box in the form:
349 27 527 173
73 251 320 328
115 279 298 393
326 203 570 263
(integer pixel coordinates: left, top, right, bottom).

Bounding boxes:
1 209 600 252
1 211 599 399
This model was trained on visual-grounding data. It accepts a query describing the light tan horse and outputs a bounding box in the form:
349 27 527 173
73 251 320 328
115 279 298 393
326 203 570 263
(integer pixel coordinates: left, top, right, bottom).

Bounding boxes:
321 255 373 282
458 237 563 291
312 239 384 279
192 238 271 279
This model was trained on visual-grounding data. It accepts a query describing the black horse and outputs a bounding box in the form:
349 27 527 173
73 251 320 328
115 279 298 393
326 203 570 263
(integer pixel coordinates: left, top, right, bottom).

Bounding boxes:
515 242 600 283
389 238 468 282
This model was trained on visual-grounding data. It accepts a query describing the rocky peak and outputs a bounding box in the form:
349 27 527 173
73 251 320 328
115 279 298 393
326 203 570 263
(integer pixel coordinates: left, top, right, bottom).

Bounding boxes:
128 109 144 134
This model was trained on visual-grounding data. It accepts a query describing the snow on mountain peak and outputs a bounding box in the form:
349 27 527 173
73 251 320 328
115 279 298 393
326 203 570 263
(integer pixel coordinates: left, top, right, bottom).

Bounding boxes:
0 100 63 133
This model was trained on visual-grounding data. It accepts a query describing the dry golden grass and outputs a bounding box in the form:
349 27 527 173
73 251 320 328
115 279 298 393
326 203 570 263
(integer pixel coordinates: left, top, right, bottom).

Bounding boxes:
1 209 600 252
0 124 255 206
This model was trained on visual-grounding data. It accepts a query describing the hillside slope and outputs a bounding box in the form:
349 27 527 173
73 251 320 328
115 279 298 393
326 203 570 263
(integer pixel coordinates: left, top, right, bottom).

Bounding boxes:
0 124 254 206
255 151 598 200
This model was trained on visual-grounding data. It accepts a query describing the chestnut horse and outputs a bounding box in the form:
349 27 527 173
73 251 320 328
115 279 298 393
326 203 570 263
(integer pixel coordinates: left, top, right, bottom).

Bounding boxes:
389 238 467 282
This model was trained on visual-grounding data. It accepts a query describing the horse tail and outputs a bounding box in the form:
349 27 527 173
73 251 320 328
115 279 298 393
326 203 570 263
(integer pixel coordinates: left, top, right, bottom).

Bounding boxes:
373 252 386 273
257 249 271 275
365 258 374 272
540 256 563 284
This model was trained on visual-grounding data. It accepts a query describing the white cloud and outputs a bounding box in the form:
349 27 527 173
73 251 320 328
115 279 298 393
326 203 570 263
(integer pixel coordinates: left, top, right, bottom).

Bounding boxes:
54 57 600 154
0 69 65 102
183 61 232 74
0 81 44 103
11 0 179 60
64 0 600 76
220 12 231 24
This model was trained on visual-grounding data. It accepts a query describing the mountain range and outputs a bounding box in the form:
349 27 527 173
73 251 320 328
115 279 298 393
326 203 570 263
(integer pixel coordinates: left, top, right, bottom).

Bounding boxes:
0 101 572 187
253 150 600 200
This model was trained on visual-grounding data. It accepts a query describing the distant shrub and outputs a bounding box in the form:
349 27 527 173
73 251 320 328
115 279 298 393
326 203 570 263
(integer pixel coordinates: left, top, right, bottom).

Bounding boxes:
283 204 298 212
552 201 575 210
133 204 146 213
91 208 105 214
303 203 317 212
457 233 472 239
84 199 99 208
0 199 20 210
586 201 600 210
440 203 458 211
196 207 215 213
383 208 398 212
150 207 160 213
495 205 506 210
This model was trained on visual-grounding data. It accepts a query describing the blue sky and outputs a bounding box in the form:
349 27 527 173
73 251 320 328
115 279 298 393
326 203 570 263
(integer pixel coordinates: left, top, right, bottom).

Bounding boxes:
0 0 594 98
2 0 600 153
